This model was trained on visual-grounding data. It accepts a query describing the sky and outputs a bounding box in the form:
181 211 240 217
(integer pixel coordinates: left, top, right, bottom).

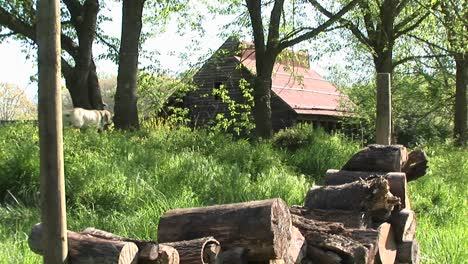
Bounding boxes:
0 3 339 101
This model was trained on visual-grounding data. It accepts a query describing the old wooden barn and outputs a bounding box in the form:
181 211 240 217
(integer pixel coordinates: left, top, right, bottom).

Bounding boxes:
185 37 349 132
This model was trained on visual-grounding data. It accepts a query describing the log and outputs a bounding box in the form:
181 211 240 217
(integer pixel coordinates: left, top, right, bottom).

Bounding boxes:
217 247 248 264
29 223 138 264
390 209 416 243
82 227 159 262
157 244 180 264
162 237 220 264
157 198 291 261
375 223 397 264
396 240 420 264
402 149 428 182
290 206 372 229
292 214 374 264
342 144 408 172
324 171 411 209
304 177 400 220
285 226 306 264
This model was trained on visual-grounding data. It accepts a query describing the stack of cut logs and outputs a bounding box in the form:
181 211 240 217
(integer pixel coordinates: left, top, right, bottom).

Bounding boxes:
28 144 428 264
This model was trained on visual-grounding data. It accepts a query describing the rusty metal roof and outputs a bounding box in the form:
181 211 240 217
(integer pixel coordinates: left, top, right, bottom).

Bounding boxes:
235 48 348 117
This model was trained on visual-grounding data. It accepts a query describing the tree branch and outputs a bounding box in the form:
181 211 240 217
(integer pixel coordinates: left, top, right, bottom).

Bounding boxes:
245 0 266 56
279 0 359 50
394 54 449 68
266 0 285 51
95 31 119 54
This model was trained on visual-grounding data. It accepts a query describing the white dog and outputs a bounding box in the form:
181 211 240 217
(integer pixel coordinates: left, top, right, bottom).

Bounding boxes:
63 108 112 131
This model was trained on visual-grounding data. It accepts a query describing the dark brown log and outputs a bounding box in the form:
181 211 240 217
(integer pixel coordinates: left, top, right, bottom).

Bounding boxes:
157 199 291 261
306 246 342 264
402 149 428 182
304 177 400 221
291 215 374 264
162 237 220 264
342 145 408 172
390 209 416 243
285 226 306 264
290 206 372 229
29 223 138 264
324 171 411 209
375 223 397 264
396 240 420 264
82 227 159 262
217 247 248 264
157 244 180 264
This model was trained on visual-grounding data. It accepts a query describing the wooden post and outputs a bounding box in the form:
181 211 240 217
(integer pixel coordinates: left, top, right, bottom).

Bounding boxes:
37 0 67 263
376 73 392 145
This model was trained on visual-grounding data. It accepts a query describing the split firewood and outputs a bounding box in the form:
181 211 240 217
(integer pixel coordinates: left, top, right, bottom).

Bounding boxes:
82 227 159 262
29 223 138 264
390 209 417 243
285 226 307 264
304 177 401 221
217 247 248 264
402 149 428 182
324 171 411 209
342 144 408 172
375 223 397 264
157 198 291 262
396 240 420 264
161 237 220 264
157 245 180 264
290 206 372 229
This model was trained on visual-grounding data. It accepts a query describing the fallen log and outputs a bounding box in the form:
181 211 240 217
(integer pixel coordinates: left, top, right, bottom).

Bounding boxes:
157 198 291 261
342 144 408 172
304 177 401 220
292 214 376 264
217 247 248 264
82 227 159 262
324 171 411 209
402 149 428 182
290 206 372 229
162 237 220 264
390 209 416 243
396 240 420 264
28 223 138 264
375 223 397 264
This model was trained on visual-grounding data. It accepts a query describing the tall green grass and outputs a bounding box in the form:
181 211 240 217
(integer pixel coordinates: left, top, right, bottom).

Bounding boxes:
0 123 465 263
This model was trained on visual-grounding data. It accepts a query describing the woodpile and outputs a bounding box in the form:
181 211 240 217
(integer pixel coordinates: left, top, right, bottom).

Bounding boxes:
28 144 427 264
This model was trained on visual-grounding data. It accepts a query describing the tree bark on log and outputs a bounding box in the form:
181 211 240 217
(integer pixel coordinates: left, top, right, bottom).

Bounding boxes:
290 206 372 229
292 214 376 264
29 223 138 264
396 240 420 264
217 247 248 264
375 223 396 264
324 171 411 209
82 227 159 262
390 209 416 243
161 237 220 264
402 149 428 182
342 145 408 172
157 198 291 261
304 177 400 221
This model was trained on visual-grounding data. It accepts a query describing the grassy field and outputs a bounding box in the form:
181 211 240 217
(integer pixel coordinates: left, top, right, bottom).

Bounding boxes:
0 123 466 263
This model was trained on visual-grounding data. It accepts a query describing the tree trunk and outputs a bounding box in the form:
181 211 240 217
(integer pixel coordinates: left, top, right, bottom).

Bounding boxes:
217 247 248 264
29 223 138 264
162 237 220 264
402 149 428 182
252 73 274 138
157 245 180 264
36 0 67 261
454 54 467 146
390 209 416 243
375 223 397 264
396 240 420 264
285 226 306 264
114 0 144 130
157 198 291 261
